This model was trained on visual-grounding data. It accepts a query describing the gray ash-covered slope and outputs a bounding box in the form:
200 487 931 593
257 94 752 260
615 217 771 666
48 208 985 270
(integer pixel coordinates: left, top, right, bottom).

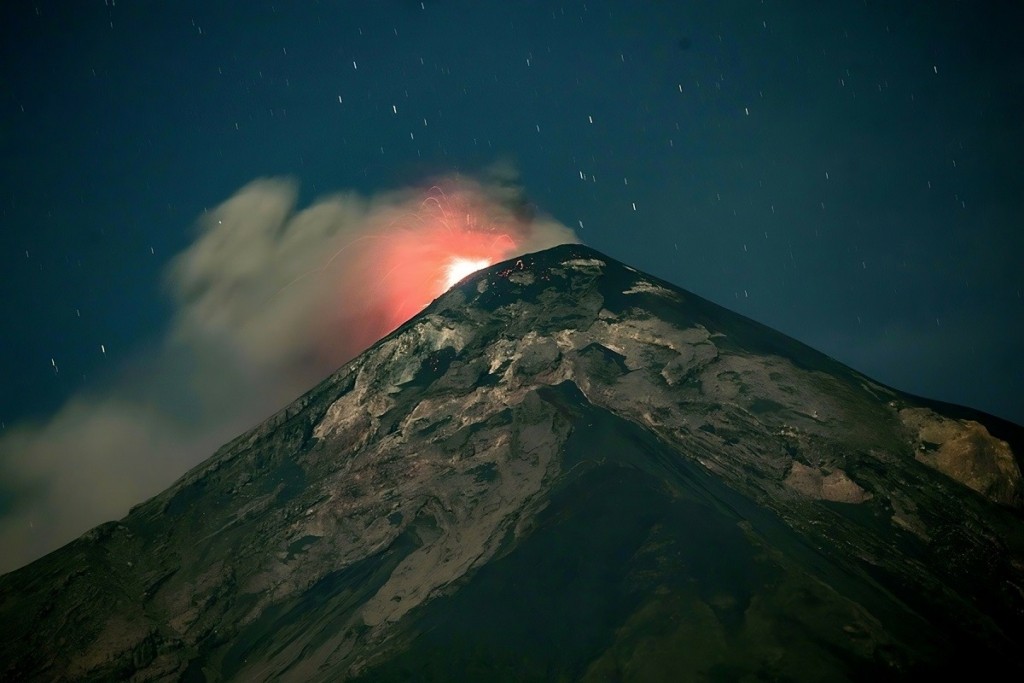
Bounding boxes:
3 244 1024 681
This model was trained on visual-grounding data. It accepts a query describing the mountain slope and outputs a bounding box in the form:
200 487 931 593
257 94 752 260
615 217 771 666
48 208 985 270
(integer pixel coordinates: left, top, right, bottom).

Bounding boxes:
2 244 1022 681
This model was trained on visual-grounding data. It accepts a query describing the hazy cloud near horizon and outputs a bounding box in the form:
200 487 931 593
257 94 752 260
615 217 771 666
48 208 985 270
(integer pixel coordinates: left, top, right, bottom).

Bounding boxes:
0 169 578 574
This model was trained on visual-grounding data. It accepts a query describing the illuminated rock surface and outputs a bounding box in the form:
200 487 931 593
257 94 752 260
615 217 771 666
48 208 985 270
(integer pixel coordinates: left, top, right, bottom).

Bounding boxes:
2 244 1022 681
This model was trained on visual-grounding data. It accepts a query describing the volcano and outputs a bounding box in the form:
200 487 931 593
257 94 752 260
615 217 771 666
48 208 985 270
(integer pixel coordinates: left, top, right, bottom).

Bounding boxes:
2 244 1023 681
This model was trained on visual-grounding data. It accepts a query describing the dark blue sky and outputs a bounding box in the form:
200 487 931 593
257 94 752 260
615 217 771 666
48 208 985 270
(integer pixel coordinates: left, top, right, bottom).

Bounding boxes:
2 0 1022 425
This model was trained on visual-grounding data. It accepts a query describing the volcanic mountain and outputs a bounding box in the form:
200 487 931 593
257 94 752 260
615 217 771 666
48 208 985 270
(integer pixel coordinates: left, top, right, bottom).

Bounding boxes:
2 244 1023 681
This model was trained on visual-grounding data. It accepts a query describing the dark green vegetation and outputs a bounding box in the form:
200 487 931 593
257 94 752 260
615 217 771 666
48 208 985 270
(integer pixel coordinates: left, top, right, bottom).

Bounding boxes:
2 245 1022 681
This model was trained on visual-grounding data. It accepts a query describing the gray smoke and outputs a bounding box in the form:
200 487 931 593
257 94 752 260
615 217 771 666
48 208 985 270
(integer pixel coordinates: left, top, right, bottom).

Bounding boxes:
0 169 579 574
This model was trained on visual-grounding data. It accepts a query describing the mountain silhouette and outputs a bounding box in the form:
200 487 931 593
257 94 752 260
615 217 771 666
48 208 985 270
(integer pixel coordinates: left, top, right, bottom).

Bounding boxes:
2 244 1022 681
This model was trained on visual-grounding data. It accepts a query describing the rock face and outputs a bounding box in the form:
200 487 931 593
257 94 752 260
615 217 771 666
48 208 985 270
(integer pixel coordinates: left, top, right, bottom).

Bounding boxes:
2 244 1023 681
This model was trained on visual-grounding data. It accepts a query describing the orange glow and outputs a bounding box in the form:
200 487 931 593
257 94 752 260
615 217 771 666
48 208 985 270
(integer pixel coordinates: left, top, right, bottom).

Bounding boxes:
375 205 517 330
443 257 492 290
320 183 523 362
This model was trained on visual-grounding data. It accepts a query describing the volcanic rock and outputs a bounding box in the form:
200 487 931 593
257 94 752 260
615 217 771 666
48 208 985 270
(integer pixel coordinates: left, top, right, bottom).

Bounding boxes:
2 244 1022 681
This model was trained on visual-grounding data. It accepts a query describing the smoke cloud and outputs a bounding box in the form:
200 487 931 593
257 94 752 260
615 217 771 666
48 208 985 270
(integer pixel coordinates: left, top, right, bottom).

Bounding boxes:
0 168 578 574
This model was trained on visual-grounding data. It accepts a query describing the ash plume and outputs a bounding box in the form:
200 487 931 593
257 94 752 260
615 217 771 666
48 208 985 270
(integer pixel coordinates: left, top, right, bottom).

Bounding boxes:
0 168 578 574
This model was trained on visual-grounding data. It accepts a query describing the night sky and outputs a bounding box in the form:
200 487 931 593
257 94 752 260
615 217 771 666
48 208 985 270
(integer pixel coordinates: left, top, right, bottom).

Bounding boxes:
2 1 1023 570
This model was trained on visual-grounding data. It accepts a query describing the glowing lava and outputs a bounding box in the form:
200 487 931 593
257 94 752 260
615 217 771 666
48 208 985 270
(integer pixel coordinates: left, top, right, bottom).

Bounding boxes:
376 216 517 330
322 183 524 360
443 257 492 290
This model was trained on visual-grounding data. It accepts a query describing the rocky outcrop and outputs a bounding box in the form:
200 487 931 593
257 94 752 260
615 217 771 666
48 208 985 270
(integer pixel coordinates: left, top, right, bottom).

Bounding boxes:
784 461 872 503
900 407 1022 506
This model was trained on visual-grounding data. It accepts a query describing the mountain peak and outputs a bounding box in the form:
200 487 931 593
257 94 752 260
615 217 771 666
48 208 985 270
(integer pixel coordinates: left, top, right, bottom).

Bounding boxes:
2 244 1022 680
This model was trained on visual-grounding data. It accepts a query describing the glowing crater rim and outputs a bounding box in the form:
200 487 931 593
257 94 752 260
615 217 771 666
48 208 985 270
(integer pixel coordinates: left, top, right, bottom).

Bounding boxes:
443 257 492 290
